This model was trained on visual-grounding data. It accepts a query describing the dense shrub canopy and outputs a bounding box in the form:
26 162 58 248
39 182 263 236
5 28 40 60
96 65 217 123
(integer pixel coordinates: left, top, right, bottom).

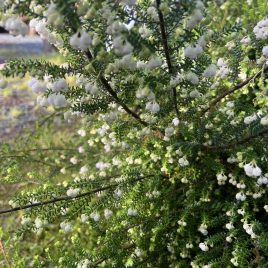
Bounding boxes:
1 0 268 267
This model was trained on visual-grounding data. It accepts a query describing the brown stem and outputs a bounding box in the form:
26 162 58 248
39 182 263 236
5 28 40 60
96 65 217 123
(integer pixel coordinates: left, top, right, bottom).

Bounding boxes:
156 0 180 118
0 240 12 268
0 183 117 215
0 175 153 215
205 127 268 150
200 65 268 117
85 51 148 127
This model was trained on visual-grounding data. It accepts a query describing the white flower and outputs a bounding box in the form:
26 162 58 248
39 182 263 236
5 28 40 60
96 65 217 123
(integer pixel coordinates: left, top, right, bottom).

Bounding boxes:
257 176 268 185
189 90 201 98
199 242 209 251
35 218 44 229
139 25 152 38
226 236 233 243
244 162 262 177
28 77 38 88
30 79 47 93
60 207 68 215
253 18 268 39
127 208 137 216
47 93 68 108
186 243 193 249
203 64 217 78
197 35 206 48
235 192 246 201
118 54 137 70
145 101 160 113
85 82 99 95
240 36 251 44
4 17 28 36
104 209 113 219
146 57 162 70
78 146 85 153
244 163 253 176
185 72 199 84
198 224 208 235
8 200 17 208
186 9 204 30
231 257 239 267
90 212 100 222
66 188 80 198
114 188 123 198
136 87 150 99
147 6 158 21
170 74 183 87
77 129 86 137
60 167 66 174
80 166 88 174
70 156 78 165
264 205 268 212
96 161 110 170
81 214 89 223
21 216 31 225
184 44 203 59
50 79 68 92
236 182 246 189
243 222 254 236
70 33 80 49
244 114 257 124
134 247 142 257
217 173 227 185
60 222 72 233
77 258 90 268
237 208 245 215
113 36 133 56
70 30 92 51
35 19 49 39
136 60 147 69
165 127 175 138
178 157 189 167
44 3 63 27
217 58 230 78
172 118 180 126
260 116 268 126
79 31 93 50
225 223 234 230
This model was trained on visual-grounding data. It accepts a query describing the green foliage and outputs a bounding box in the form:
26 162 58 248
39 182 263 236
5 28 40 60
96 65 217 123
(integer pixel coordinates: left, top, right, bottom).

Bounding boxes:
1 0 268 267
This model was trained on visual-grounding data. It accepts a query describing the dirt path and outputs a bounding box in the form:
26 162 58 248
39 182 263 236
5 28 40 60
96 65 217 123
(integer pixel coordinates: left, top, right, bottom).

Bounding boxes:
0 34 52 63
0 34 52 140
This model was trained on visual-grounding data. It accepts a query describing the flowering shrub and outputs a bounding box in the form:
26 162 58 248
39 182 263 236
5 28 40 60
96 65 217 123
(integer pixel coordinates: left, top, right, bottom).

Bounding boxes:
1 0 268 267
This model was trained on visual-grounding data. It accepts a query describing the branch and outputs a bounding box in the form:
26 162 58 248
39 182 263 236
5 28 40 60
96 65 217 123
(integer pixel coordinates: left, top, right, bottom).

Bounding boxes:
156 0 180 118
200 65 268 117
0 183 117 215
0 240 11 268
85 51 148 127
0 175 155 215
205 127 268 150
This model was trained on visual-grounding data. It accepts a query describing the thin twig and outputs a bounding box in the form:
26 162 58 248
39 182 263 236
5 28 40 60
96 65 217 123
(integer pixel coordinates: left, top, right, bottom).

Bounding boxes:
84 51 148 127
0 183 117 215
0 175 154 215
205 127 268 150
0 240 12 268
200 65 268 117
156 0 180 118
